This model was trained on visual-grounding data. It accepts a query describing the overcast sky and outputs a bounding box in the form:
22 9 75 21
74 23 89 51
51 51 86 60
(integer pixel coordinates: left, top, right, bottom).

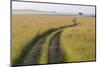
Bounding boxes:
12 1 95 15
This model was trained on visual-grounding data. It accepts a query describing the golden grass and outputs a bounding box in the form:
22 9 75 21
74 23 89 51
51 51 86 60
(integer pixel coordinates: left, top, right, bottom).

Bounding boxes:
60 16 95 62
12 14 95 63
12 14 73 63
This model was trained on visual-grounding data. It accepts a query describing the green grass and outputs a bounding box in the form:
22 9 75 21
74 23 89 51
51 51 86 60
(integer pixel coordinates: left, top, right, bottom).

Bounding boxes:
39 36 50 64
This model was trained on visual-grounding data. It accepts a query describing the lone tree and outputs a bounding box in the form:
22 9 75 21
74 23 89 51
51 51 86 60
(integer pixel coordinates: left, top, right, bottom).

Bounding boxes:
78 12 83 16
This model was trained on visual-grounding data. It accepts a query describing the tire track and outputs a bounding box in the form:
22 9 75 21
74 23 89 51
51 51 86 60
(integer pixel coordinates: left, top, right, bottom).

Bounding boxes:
22 36 46 65
20 25 73 65
48 30 65 64
21 29 57 65
48 24 77 64
14 24 77 66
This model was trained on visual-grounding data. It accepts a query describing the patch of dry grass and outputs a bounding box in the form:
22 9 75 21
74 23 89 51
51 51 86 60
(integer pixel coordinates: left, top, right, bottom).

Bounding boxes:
60 16 96 62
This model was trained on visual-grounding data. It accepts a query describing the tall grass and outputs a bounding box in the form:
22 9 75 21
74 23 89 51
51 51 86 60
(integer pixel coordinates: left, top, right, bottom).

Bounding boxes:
60 16 95 62
12 14 73 64
12 15 95 64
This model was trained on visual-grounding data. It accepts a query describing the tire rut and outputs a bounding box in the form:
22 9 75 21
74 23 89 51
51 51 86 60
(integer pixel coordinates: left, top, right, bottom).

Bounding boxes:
14 24 77 66
48 30 65 64
22 36 46 65
21 29 56 65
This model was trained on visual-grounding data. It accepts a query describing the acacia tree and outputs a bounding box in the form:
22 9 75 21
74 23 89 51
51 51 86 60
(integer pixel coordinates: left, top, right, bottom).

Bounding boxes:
78 12 83 16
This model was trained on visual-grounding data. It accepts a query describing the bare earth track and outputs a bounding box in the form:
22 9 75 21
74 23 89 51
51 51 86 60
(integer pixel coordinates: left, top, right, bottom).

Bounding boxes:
13 24 77 66
48 30 65 64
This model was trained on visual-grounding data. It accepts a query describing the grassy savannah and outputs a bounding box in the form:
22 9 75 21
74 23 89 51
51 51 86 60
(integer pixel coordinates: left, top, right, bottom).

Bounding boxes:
12 14 95 65
12 15 73 64
60 16 95 62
